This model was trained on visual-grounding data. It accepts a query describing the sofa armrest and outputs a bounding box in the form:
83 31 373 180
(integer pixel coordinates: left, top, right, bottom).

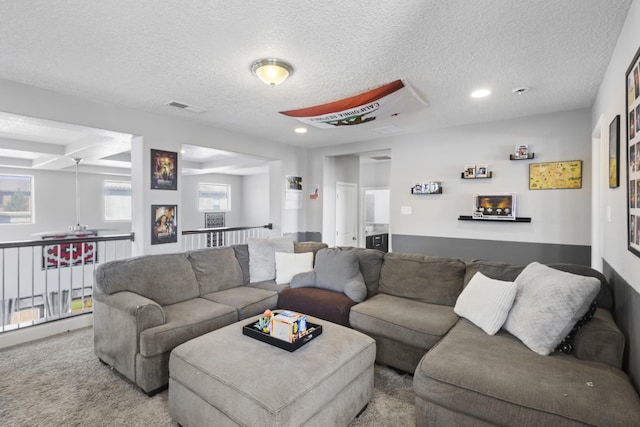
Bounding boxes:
93 288 165 383
572 308 624 369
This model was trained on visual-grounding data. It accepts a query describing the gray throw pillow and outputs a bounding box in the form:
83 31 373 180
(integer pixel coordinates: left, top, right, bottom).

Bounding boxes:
290 248 367 302
248 237 294 282
503 262 600 355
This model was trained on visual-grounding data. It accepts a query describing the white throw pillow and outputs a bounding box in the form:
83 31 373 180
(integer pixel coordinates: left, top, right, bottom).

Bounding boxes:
503 262 600 356
248 237 294 282
454 272 517 335
275 252 314 285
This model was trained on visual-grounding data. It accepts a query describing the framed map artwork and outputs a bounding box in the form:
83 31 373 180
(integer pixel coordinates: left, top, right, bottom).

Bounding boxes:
529 160 582 190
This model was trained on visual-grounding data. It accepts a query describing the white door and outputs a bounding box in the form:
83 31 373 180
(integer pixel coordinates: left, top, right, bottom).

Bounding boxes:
336 182 358 246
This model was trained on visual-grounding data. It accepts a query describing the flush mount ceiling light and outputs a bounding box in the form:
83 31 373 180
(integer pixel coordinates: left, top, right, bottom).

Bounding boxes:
471 89 491 98
251 58 294 86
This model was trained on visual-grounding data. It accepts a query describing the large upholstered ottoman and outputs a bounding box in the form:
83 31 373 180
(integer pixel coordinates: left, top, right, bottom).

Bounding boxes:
168 314 376 427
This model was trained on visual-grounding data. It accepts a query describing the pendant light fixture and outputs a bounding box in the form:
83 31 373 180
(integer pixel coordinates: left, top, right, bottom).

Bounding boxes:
69 157 88 232
251 58 294 86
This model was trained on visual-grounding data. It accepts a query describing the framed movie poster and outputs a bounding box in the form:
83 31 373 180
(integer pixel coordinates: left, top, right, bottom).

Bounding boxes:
151 204 177 245
151 149 178 190
626 46 640 258
609 115 620 188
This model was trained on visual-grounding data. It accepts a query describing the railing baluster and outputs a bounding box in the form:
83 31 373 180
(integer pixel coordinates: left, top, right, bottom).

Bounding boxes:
0 233 134 334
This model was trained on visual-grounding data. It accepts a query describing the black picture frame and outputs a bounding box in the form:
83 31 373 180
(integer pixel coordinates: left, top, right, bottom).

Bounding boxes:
609 115 620 188
151 204 178 245
625 46 640 258
151 149 178 190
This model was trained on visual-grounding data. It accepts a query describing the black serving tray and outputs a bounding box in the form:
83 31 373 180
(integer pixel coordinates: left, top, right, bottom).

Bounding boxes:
242 319 323 352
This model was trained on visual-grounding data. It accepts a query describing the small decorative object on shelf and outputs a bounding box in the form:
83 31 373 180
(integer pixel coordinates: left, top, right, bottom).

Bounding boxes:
463 165 476 178
472 193 516 220
475 164 489 178
510 145 535 160
412 181 442 194
461 170 493 179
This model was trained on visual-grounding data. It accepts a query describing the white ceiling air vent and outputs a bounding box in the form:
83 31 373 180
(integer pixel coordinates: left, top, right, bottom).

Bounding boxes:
165 100 208 114
372 125 404 134
369 155 392 161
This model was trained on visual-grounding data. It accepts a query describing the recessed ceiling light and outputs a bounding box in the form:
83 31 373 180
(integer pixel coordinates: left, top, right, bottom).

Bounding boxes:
295 127 307 134
471 89 491 98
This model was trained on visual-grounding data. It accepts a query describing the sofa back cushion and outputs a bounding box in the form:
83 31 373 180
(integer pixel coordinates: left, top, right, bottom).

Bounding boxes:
293 241 329 265
338 247 385 293
464 260 525 288
188 247 244 294
379 253 465 306
94 253 199 306
233 244 251 284
248 237 294 282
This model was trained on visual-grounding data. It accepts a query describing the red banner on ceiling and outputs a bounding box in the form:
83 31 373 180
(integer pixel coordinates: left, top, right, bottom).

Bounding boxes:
279 79 427 129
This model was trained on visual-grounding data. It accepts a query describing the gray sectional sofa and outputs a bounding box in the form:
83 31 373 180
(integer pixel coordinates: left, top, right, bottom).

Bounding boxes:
93 242 640 426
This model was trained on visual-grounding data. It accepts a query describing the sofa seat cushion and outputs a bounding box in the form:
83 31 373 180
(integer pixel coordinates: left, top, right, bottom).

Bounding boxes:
414 319 640 426
139 298 237 358
246 279 289 294
201 287 277 320
350 294 458 350
277 287 357 326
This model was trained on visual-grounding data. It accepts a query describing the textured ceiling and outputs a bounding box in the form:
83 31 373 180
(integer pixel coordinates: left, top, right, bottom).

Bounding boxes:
0 0 632 173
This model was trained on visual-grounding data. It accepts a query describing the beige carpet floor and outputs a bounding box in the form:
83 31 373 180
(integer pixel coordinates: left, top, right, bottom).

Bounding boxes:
0 327 415 426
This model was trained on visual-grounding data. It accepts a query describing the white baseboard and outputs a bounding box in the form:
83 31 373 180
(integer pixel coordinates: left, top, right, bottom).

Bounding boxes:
0 314 93 350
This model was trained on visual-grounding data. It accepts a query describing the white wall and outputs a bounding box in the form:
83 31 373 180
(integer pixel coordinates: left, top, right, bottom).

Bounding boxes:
0 167 130 242
308 108 592 247
181 173 244 230
0 79 307 253
592 0 640 293
242 173 270 226
360 159 391 188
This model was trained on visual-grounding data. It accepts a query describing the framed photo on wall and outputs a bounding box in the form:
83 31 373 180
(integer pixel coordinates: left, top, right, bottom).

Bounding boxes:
609 115 620 188
151 204 177 245
626 46 640 257
151 149 178 190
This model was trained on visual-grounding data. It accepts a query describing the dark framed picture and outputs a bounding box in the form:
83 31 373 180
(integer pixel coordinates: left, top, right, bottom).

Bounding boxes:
609 115 620 188
626 46 640 258
151 149 178 190
151 204 177 245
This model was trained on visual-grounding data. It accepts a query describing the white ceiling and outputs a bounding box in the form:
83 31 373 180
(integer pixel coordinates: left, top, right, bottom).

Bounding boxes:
0 1 632 175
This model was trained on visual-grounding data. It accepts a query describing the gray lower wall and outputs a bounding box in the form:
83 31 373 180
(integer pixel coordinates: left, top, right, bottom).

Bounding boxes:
603 260 640 393
392 234 591 265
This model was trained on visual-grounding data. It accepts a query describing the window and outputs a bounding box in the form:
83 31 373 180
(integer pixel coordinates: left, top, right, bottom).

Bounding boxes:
0 174 33 224
198 183 230 211
104 181 132 221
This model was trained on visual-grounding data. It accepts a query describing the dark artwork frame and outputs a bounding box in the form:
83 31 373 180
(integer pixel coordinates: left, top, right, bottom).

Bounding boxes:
609 115 620 188
626 45 640 258
151 204 178 245
151 149 178 190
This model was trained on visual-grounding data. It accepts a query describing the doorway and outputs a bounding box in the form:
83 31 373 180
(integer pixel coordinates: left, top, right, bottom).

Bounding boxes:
336 182 358 246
